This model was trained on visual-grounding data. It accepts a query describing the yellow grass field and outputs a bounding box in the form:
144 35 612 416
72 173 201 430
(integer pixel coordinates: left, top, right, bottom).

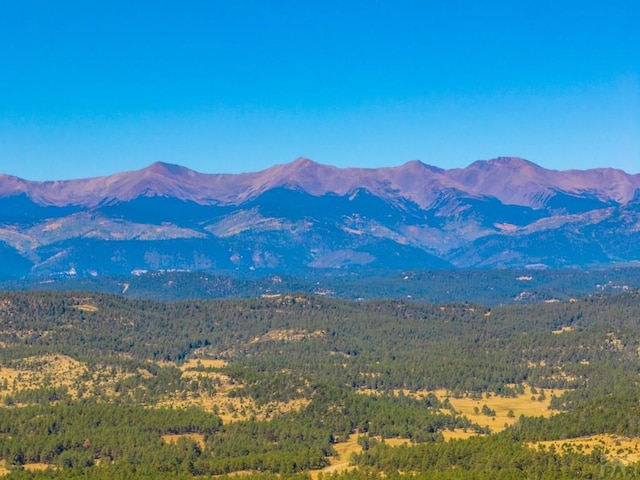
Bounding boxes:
359 385 561 435
0 463 59 476
441 429 482 441
72 304 99 312
0 354 309 424
434 386 562 433
532 434 640 464
180 358 228 370
23 463 57 472
0 354 88 401
309 434 412 478
158 357 310 423
310 433 361 479
161 433 206 450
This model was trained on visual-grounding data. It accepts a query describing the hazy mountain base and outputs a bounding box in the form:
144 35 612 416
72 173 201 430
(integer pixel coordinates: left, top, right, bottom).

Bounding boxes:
2 267 639 305
0 291 639 477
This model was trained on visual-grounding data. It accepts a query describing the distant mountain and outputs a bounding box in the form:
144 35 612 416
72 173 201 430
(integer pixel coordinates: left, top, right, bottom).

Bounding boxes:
1 157 639 278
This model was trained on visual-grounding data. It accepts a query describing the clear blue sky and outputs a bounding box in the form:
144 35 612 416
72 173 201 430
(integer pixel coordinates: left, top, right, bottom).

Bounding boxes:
0 1 638 180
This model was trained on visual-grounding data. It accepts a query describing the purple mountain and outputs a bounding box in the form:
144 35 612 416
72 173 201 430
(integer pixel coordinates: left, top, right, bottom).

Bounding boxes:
1 157 639 277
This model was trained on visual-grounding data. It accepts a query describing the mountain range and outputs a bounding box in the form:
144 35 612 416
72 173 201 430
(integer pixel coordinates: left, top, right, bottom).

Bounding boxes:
1 157 639 278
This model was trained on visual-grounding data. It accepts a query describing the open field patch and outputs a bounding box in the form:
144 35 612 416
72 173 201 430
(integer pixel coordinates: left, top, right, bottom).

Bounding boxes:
161 433 206 450
72 304 99 312
180 358 228 370
0 354 88 400
552 325 574 334
310 433 362 479
0 352 309 423
531 434 640 464
442 429 484 441
357 385 561 435
161 390 310 424
23 462 57 472
434 386 562 433
165 359 311 423
249 329 325 343
310 434 412 479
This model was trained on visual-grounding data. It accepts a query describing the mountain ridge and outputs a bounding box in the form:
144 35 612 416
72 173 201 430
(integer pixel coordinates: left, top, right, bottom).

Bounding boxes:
1 157 639 276
3 157 640 209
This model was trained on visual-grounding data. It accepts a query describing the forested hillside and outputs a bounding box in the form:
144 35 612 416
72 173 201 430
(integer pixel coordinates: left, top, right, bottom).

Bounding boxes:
0 290 639 478
3 266 640 305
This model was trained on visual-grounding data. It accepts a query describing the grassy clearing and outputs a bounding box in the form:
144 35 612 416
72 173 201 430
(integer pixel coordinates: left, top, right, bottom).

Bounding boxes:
309 434 412 478
168 357 262 422
0 354 308 423
161 390 309 424
435 385 562 433
72 304 99 312
532 434 640 464
161 433 206 450
357 388 416 397
310 433 362 479
23 463 57 472
358 385 560 435
380 438 412 447
180 359 228 370
0 463 59 476
552 326 574 334
0 354 88 400
441 429 483 441
249 329 325 344
164 357 310 423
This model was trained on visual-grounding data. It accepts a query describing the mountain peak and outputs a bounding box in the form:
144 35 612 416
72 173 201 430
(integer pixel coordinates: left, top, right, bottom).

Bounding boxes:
401 159 427 168
259 157 336 195
289 157 320 168
399 160 444 174
471 157 543 171
141 162 194 178
264 157 328 178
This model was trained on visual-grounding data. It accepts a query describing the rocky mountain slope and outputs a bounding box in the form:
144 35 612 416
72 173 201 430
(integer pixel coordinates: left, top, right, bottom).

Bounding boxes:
1 157 639 277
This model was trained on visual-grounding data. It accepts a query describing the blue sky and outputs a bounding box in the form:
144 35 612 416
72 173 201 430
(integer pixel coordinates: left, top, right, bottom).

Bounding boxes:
0 1 638 180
